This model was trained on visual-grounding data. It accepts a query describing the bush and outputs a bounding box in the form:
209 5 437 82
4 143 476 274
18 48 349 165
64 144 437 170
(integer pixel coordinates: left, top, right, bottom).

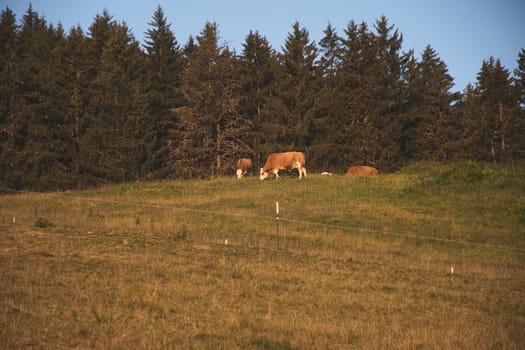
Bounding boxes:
434 161 493 185
401 161 525 190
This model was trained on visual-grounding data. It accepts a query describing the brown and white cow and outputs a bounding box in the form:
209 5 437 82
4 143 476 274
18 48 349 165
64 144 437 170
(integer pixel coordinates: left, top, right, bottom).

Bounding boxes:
345 166 378 176
260 152 307 180
236 158 253 179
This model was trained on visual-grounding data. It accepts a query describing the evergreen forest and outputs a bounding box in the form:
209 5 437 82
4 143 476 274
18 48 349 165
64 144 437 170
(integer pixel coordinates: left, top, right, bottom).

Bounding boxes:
1 5 524 191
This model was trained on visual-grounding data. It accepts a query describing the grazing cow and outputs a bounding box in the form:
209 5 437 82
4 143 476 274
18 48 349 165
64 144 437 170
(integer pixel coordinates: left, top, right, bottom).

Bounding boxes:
236 158 253 179
345 166 378 176
260 152 307 180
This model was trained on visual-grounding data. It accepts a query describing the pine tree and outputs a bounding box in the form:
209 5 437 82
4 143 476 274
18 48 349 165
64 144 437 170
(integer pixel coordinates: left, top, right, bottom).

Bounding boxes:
339 18 406 170
74 11 116 185
457 84 481 160
277 21 321 153
367 16 406 168
239 30 278 164
81 19 146 183
9 5 77 190
475 57 518 162
338 21 373 168
0 6 17 120
35 22 79 189
512 49 525 158
12 4 47 188
0 6 19 189
318 23 341 79
338 17 410 171
459 58 521 162
312 23 345 170
85 10 113 80
516 49 525 106
173 22 246 178
63 25 89 185
142 5 184 179
401 45 458 161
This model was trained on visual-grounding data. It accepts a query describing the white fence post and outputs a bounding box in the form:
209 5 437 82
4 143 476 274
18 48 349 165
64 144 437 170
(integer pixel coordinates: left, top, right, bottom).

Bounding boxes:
276 202 280 249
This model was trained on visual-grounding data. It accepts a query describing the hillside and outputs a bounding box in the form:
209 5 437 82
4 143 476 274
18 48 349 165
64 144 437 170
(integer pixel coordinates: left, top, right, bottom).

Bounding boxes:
1 162 524 348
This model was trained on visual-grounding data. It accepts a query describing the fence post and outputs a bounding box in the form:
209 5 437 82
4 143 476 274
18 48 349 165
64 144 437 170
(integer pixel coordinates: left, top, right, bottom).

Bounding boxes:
276 202 280 250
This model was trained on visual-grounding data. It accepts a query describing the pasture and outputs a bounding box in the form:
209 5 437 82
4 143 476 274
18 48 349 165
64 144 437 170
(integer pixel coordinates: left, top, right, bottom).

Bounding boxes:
1 162 524 349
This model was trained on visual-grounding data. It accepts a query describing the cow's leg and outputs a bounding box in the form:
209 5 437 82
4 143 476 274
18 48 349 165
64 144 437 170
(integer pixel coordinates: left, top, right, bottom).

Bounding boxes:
292 162 303 178
274 169 280 179
292 161 302 179
298 166 306 179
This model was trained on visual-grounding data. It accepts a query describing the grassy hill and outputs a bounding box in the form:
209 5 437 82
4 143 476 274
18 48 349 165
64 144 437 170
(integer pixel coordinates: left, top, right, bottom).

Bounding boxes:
1 162 524 349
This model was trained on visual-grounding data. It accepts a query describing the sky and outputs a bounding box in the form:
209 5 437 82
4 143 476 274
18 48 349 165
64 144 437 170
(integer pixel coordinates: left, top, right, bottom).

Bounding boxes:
2 0 524 92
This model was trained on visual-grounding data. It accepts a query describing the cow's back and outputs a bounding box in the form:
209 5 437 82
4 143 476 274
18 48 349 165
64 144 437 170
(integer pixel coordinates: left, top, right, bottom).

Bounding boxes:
237 158 252 171
264 152 304 170
345 166 378 176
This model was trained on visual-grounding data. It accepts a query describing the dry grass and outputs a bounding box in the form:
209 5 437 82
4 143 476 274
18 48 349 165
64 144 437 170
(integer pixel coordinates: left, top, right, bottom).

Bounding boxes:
1 163 524 349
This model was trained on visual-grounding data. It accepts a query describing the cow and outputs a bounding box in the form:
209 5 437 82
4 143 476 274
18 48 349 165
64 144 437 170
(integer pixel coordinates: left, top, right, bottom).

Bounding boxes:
345 166 378 176
236 158 253 179
260 152 307 180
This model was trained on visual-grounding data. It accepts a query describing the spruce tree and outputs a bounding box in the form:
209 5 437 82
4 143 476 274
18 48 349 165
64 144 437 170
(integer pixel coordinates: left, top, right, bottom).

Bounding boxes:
239 30 278 164
337 17 408 170
37 22 78 189
516 49 525 106
142 5 184 179
401 45 458 161
277 21 321 154
12 4 46 188
475 57 518 162
318 24 341 79
63 25 89 185
174 22 246 178
0 6 19 189
85 10 113 79
456 84 481 160
0 6 17 121
512 49 525 158
338 21 373 168
367 16 406 169
75 11 116 185
82 19 146 183
313 23 345 171
11 5 76 190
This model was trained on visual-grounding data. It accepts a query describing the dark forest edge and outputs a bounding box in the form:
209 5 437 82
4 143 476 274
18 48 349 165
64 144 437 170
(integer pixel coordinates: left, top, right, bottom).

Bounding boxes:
1 5 524 191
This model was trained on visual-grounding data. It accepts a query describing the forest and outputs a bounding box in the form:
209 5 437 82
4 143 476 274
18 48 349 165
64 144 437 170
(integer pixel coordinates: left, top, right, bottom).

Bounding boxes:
1 5 524 191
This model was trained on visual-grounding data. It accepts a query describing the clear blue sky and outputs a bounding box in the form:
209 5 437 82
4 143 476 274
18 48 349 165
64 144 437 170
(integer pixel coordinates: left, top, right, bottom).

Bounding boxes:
2 0 524 92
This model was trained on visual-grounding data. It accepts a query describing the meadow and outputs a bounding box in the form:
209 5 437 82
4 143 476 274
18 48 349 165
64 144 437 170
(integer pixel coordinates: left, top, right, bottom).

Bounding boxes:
1 162 524 349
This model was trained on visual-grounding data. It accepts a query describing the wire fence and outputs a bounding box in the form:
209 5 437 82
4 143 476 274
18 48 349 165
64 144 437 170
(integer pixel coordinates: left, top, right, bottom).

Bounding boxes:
0 189 525 282
0 189 525 253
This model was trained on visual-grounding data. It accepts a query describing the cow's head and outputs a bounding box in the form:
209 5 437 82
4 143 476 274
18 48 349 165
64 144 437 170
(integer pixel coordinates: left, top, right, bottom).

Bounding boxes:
236 169 243 179
259 168 269 180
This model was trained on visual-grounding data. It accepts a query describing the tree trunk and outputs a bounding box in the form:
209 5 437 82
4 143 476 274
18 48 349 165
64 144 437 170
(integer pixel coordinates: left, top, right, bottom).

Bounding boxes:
215 123 222 177
499 102 506 152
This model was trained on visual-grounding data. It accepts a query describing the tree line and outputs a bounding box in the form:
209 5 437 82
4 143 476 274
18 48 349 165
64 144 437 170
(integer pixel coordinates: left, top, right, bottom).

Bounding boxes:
1 5 524 191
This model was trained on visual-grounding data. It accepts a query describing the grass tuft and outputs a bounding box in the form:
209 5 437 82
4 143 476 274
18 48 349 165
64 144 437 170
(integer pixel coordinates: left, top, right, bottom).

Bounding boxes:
34 217 53 228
